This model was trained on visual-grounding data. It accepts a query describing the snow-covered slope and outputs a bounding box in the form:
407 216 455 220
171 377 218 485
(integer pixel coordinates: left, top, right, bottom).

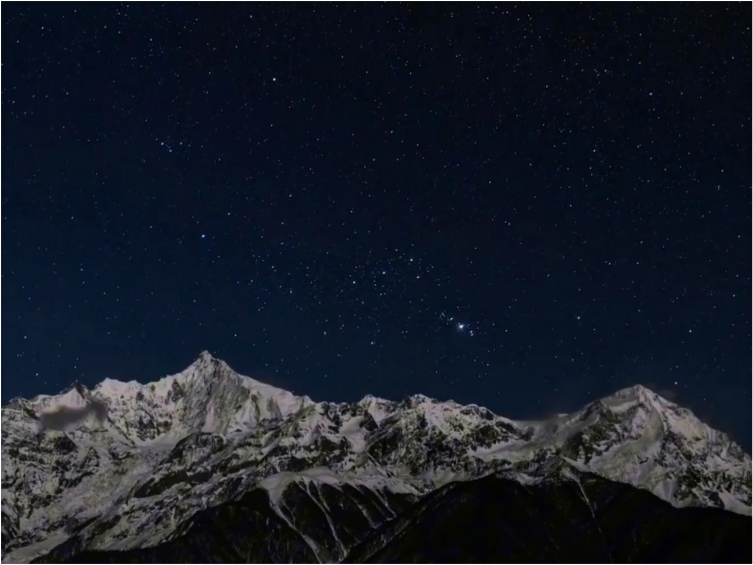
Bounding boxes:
2 352 750 562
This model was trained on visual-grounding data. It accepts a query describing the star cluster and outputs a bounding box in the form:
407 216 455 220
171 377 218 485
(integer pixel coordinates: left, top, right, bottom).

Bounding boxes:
2 4 750 448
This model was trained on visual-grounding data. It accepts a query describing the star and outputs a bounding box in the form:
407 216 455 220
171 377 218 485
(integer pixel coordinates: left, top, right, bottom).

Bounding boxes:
2 2 749 454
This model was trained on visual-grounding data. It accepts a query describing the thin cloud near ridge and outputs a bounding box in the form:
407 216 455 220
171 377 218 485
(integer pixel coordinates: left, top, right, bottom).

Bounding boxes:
38 400 108 432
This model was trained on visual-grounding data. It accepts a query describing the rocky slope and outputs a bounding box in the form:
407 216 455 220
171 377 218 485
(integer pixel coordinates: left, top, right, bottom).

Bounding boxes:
344 466 751 564
29 463 753 564
2 352 750 563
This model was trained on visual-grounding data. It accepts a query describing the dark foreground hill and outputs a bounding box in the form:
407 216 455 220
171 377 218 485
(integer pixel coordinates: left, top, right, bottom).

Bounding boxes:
346 472 751 564
34 471 751 564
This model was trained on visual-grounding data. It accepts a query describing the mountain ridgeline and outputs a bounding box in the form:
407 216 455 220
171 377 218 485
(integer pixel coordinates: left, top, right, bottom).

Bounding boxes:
2 352 750 563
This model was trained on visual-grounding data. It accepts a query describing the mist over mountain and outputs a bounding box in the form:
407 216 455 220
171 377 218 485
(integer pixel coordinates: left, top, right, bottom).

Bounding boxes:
37 399 108 433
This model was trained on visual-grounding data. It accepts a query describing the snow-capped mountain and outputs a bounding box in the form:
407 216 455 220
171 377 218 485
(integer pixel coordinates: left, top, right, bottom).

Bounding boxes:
2 352 750 563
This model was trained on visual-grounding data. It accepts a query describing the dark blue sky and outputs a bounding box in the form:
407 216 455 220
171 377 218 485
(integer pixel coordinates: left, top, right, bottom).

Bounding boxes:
3 3 751 449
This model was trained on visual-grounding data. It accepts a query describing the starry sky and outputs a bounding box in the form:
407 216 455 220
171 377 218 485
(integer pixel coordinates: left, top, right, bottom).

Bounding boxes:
3 4 751 449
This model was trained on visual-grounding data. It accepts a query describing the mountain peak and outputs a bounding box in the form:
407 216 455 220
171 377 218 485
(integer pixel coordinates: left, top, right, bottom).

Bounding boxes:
59 379 90 397
191 350 222 369
604 383 655 399
590 384 713 441
196 350 215 362
599 383 677 413
183 350 237 383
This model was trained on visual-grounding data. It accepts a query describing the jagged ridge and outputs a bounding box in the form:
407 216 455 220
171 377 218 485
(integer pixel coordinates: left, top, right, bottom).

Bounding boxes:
1 352 750 563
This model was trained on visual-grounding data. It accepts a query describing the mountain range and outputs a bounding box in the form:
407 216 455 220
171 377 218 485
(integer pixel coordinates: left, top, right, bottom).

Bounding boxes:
2 351 750 563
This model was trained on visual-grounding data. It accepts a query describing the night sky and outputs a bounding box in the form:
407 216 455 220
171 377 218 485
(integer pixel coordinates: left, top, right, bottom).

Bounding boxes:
3 4 751 449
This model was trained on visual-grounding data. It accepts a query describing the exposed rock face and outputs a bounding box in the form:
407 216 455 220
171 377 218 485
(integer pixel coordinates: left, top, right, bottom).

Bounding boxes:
2 352 750 563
